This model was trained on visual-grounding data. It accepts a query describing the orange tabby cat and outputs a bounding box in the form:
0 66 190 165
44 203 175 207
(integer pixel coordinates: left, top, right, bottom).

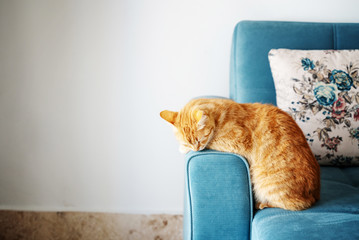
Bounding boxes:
160 98 320 211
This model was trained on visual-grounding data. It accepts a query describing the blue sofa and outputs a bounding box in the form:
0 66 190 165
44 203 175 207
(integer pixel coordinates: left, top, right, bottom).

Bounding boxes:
183 21 359 240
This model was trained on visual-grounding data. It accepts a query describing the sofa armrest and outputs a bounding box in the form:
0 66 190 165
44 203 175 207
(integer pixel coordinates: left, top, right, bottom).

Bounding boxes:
183 150 253 240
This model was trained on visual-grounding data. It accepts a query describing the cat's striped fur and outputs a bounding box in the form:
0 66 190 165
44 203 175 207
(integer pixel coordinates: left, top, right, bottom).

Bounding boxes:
160 98 320 211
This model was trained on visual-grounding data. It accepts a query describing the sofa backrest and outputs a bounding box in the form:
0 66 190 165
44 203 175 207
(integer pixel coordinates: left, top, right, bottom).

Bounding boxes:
230 21 359 105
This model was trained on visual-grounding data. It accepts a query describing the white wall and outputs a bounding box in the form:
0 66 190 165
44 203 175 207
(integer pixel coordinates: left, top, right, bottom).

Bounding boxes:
1 0 359 214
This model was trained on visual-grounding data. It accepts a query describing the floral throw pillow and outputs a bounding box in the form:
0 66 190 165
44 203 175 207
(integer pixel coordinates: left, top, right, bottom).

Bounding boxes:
268 49 359 166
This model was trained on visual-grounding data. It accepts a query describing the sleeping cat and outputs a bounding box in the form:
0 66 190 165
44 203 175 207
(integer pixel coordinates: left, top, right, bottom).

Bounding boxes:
160 98 320 211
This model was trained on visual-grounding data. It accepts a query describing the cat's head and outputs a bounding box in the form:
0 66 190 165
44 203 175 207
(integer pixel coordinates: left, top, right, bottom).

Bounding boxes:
160 107 215 153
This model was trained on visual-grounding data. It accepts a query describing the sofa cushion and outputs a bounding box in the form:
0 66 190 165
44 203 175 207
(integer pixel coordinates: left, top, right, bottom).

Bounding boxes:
268 49 359 166
230 21 359 106
252 166 359 240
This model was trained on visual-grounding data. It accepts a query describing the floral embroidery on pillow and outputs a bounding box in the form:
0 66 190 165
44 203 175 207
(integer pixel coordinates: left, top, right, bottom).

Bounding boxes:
269 49 359 166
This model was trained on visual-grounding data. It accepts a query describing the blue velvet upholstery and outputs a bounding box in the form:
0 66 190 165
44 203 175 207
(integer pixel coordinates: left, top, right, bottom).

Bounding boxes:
252 167 359 239
184 150 252 240
184 21 359 240
230 21 359 105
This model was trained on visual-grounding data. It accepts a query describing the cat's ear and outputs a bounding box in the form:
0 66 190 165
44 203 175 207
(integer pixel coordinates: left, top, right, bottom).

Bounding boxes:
194 110 203 122
160 110 178 125
194 110 207 130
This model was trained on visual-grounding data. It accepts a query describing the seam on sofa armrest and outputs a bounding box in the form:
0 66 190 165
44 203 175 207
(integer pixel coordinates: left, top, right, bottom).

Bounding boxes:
185 150 253 240
333 24 338 49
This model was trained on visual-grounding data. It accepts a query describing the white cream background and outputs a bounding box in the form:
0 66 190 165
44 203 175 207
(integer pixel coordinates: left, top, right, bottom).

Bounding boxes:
1 0 359 214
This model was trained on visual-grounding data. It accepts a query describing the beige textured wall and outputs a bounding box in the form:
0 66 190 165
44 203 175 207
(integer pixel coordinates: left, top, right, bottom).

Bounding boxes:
0 211 182 240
